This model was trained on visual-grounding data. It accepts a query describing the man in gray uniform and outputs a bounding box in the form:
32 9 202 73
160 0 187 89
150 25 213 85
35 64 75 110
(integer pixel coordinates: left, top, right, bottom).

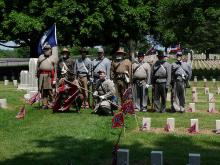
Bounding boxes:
132 51 151 111
171 52 192 113
74 47 92 108
151 51 171 113
37 43 57 109
93 69 116 115
91 47 111 82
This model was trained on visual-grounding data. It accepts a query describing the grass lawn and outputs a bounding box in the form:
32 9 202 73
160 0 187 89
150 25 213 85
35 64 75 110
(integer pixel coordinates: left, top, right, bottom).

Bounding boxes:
1 81 220 165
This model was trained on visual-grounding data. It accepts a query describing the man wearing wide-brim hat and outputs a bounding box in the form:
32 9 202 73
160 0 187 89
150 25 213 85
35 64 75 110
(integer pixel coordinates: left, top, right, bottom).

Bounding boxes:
171 51 192 113
151 50 171 113
110 47 132 104
57 47 75 81
37 43 57 109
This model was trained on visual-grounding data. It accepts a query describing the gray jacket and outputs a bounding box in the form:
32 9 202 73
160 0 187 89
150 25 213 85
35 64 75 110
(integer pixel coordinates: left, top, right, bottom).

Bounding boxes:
171 61 192 82
151 60 171 87
74 57 92 77
95 79 115 99
92 57 111 79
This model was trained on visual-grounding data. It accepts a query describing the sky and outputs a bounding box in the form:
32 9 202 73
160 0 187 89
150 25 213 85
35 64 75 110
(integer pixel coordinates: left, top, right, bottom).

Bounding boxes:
0 41 16 50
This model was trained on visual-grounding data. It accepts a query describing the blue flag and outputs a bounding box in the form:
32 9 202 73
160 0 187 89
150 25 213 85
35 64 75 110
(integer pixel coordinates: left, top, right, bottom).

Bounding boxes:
38 24 57 55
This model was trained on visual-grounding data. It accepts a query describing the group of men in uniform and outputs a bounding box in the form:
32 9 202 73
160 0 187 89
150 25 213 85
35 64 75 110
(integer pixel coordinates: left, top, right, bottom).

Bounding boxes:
36 44 192 115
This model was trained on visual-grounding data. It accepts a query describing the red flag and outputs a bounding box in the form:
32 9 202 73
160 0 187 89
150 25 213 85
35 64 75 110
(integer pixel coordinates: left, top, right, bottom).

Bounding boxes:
187 107 192 112
188 123 197 133
16 106 26 119
28 92 41 105
112 113 124 128
209 108 217 113
121 100 135 115
122 87 132 101
53 81 80 112
164 123 171 132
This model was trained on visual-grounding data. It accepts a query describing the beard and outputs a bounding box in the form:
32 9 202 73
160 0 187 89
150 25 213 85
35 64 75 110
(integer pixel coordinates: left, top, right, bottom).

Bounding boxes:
44 50 52 56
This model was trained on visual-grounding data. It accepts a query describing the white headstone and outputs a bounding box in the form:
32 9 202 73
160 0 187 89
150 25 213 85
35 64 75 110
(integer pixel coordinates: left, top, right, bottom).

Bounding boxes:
0 99 7 109
194 76 197 82
13 80 18 87
28 58 38 90
151 151 163 165
192 92 198 102
4 80 9 86
142 118 151 131
213 79 216 83
208 103 216 113
167 118 175 132
204 87 209 94
216 120 220 130
18 70 29 89
117 149 129 165
190 119 199 132
188 103 196 112
217 87 220 95
208 93 215 102
204 78 207 87
189 153 200 165
192 87 197 93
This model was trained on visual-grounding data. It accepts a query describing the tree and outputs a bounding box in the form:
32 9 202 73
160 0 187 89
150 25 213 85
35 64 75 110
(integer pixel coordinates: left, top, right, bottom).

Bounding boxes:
0 0 153 57
154 0 220 57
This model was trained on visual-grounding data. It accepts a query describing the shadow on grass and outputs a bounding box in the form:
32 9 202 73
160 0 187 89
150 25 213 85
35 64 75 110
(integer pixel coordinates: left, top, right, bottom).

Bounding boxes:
1 134 220 165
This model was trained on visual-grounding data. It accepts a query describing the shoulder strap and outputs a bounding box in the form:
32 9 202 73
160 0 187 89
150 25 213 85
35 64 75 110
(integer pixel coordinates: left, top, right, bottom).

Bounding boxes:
93 58 105 72
38 56 48 68
100 83 107 94
82 59 89 73
133 63 142 74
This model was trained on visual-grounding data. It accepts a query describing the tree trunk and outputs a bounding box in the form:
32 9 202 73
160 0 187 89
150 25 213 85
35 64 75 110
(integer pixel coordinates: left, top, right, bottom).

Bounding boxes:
205 50 210 60
29 39 39 58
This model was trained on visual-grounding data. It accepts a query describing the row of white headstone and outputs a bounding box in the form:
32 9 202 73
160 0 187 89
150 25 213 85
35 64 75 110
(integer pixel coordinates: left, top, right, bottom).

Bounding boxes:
192 53 220 60
117 149 200 165
188 102 216 113
142 118 220 133
0 58 39 108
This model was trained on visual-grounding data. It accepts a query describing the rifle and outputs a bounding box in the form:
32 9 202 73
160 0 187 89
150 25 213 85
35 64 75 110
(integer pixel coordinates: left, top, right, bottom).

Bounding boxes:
151 85 154 111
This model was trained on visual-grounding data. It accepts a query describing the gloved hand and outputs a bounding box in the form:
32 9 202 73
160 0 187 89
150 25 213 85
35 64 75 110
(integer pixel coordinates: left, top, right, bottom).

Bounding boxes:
90 77 94 83
145 84 150 88
93 91 98 97
52 80 56 85
99 95 105 100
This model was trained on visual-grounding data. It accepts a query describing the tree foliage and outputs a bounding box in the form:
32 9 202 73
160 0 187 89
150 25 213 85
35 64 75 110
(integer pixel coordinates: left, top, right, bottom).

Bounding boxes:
154 0 220 53
0 0 152 57
0 0 219 58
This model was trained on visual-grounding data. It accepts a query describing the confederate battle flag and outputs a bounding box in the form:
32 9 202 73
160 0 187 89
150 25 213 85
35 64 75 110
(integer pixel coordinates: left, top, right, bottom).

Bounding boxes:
121 100 135 115
112 112 124 128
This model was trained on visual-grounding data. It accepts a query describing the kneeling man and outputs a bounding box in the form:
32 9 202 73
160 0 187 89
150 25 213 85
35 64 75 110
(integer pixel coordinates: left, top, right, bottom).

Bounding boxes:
93 69 116 115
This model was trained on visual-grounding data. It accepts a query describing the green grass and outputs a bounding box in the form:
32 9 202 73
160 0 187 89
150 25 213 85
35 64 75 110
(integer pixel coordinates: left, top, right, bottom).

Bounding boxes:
1 81 220 165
